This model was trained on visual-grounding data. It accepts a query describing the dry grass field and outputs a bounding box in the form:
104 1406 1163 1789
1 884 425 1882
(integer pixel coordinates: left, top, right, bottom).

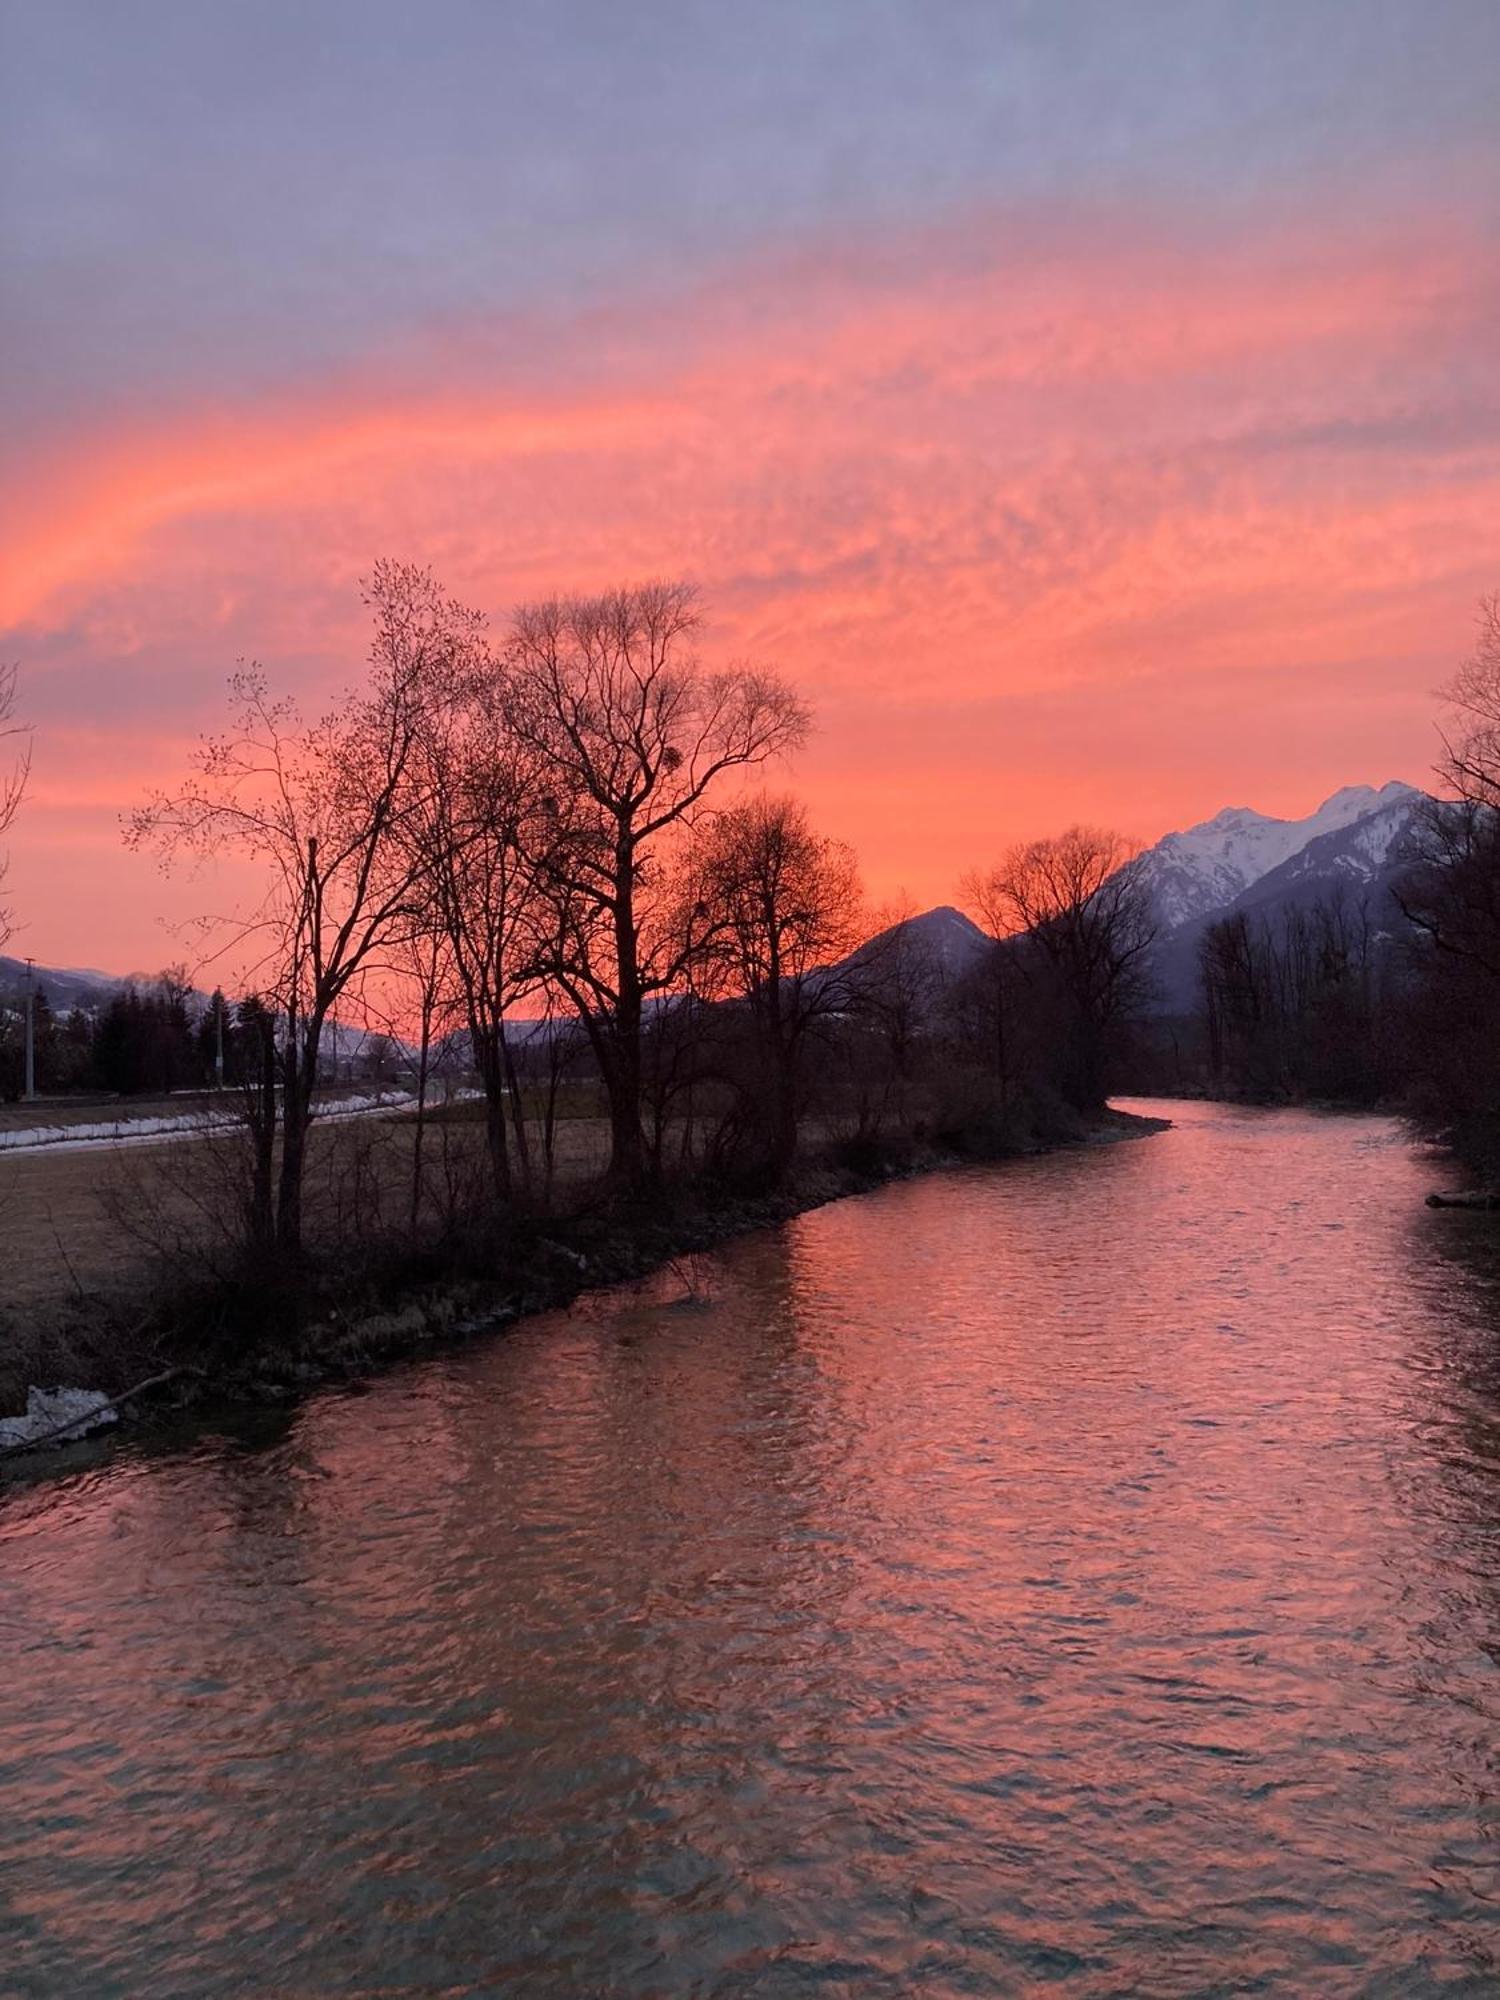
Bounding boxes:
0 1083 413 1135
0 1096 616 1328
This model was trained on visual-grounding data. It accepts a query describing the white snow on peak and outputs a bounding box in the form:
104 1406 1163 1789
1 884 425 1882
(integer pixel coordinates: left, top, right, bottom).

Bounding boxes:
1138 780 1420 930
1272 790 1422 884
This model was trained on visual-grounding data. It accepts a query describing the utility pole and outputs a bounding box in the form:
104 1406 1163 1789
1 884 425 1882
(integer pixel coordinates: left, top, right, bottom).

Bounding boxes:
23 956 36 1101
215 993 225 1089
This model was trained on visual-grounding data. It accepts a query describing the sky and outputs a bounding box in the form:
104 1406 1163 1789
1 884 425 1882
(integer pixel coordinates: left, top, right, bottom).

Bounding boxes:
2 0 1498 975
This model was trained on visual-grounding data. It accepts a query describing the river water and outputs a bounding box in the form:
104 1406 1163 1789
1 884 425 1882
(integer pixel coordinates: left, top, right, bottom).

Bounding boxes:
4 1102 1500 1996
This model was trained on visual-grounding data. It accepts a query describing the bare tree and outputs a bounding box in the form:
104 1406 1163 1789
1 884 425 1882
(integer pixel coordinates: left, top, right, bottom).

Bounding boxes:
970 827 1156 1109
1435 594 1500 811
125 564 465 1259
1199 891 1388 1102
0 663 32 950
1395 595 1500 1167
688 794 862 1177
377 921 456 1235
506 581 809 1191
1398 596 1500 978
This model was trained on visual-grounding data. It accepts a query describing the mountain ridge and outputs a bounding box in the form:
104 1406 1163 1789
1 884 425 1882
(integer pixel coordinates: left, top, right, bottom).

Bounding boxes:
1142 784 1427 1012
1134 780 1421 932
2 785 1430 1028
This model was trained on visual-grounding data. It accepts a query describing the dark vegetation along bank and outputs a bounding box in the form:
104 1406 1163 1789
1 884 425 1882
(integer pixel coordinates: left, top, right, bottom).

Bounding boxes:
0 572 1170 1455
0 1106 1168 1479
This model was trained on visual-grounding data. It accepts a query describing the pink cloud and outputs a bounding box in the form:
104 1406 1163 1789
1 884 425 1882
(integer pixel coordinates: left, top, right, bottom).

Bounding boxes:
3 201 1496 969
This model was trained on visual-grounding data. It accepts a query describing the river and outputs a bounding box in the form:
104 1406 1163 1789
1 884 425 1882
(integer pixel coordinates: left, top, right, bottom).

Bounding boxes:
4 1101 1500 1995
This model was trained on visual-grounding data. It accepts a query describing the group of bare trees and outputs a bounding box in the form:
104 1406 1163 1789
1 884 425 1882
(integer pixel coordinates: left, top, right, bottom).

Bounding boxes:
502 585 809 1190
128 567 463 1253
963 827 1157 1115
122 564 1171 1276
127 571 827 1258
1197 892 1397 1103
1181 593 1500 1145
686 797 864 1175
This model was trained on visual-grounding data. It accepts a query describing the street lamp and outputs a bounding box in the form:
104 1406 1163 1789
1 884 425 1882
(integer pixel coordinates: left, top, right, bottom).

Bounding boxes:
23 956 36 1102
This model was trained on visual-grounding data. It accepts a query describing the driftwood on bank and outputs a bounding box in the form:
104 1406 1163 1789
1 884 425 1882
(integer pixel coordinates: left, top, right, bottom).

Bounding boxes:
1426 1190 1500 1210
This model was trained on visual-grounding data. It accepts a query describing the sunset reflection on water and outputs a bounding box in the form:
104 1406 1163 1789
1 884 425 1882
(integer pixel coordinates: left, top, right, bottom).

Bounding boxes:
4 1103 1499 1994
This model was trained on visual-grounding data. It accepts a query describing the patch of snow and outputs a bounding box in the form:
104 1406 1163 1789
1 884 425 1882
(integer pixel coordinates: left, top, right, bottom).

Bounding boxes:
0 1386 118 1451
0 1088 481 1159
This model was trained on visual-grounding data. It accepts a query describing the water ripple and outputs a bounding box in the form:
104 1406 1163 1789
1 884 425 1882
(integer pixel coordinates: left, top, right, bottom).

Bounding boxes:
3 1101 1500 1994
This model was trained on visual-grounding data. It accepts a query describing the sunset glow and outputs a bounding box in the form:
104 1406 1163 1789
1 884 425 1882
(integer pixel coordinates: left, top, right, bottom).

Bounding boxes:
3 7 1497 974
10 18 1500 1992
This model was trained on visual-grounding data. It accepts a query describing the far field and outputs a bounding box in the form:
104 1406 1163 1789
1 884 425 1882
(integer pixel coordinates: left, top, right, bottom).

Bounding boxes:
0 1090 615 1326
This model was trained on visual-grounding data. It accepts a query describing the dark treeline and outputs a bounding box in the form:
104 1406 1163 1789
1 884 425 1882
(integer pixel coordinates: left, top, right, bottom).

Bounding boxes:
0 975 207 1100
0 981 347 1102
1196 890 1404 1106
7 570 1497 1399
118 567 1156 1300
965 827 1157 1116
16 574 1500 1248
1397 598 1500 1175
1155 594 1500 1178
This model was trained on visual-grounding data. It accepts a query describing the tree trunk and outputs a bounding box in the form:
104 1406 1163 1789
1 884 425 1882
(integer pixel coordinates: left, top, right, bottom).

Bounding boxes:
501 1027 533 1194
605 1034 646 1192
276 1077 310 1257
247 1014 277 1255
471 1022 511 1207
608 845 647 1191
275 1022 319 1258
992 959 1010 1109
765 974 797 1179
771 1062 798 1178
409 1013 431 1238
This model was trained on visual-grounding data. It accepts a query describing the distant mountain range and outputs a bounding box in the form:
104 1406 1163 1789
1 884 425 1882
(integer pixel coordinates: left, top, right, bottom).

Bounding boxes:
824 783 1430 1018
2 781 1430 1029
0 955 126 1012
1139 781 1426 1011
836 785 1430 1018
1134 781 1421 931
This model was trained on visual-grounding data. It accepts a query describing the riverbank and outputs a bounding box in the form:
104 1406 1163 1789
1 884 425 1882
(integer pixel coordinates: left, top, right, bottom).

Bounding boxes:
0 1105 1169 1477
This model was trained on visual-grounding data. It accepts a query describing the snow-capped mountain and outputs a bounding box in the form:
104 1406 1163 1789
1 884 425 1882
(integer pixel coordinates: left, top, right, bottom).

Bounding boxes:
1136 781 1421 933
1231 792 1423 916
1146 782 1427 1011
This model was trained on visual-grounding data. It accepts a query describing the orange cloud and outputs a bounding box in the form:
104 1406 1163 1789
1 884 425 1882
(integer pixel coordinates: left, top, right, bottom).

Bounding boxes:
4 203 1497 969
